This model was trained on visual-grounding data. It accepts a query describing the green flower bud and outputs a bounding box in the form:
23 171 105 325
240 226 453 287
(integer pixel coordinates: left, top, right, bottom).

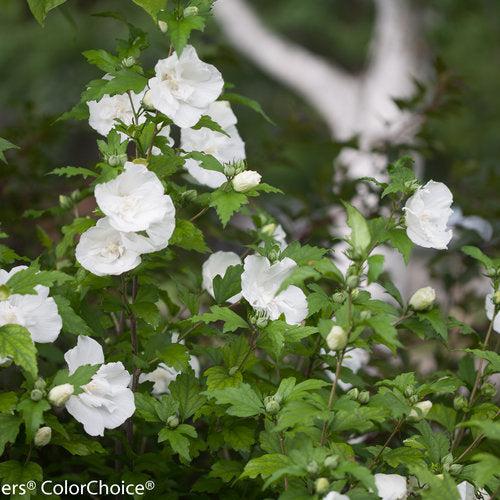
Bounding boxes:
359 310 371 321
314 477 329 495
409 400 432 421
48 383 74 407
167 415 179 428
249 309 269 329
59 195 72 210
480 383 496 398
183 6 199 17
408 394 419 404
346 275 359 290
324 455 339 469
181 190 198 202
34 426 52 447
30 389 44 401
306 460 319 475
404 385 415 397
358 391 370 404
107 155 122 167
346 388 359 400
493 290 500 305
233 160 246 175
449 464 463 475
228 366 239 376
141 90 155 111
332 291 346 303
262 223 277 237
453 395 468 412
0 285 10 300
326 325 347 351
409 286 436 311
223 164 236 178
158 20 168 33
350 288 360 300
34 378 47 391
121 56 136 68
264 396 280 415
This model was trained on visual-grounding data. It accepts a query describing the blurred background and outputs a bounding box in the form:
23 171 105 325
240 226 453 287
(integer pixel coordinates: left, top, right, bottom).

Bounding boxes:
0 0 499 317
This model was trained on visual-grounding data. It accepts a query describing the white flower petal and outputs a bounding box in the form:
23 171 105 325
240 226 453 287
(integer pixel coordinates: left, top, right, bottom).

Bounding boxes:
272 285 308 325
485 293 500 334
64 335 104 375
202 251 242 302
374 474 407 500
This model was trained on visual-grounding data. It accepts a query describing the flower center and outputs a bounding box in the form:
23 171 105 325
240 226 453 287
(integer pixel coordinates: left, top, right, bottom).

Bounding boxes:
100 241 125 260
0 303 23 326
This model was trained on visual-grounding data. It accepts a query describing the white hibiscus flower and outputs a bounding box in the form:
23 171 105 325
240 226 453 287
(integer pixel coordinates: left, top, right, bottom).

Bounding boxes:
181 101 245 188
323 492 350 500
457 481 490 500
202 251 242 303
241 255 308 325
323 347 370 391
64 336 135 437
88 88 144 137
485 291 500 334
95 162 174 233
0 266 62 343
374 474 407 500
147 45 224 128
404 181 453 250
75 218 152 276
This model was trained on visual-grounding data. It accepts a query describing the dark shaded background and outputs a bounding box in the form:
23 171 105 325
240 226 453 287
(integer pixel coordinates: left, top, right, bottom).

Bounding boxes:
1 0 499 258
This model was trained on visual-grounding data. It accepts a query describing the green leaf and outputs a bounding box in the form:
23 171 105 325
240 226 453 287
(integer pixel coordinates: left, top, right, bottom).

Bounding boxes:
132 0 166 19
192 115 230 137
208 383 264 417
5 265 72 295
465 349 500 372
344 203 371 255
52 364 100 395
467 453 500 488
164 12 206 55
0 392 18 414
158 424 197 461
367 315 401 352
82 69 147 102
0 325 38 379
170 219 209 253
0 137 19 163
131 302 161 328
17 399 50 440
221 92 275 125
49 166 98 179
0 415 21 454
209 460 243 483
367 254 385 283
382 446 426 468
280 242 328 266
213 264 243 304
418 308 448 341
389 228 413 264
461 245 493 269
155 343 189 371
460 420 500 441
53 295 94 336
0 460 42 485
209 190 248 227
382 156 417 198
191 305 249 333
240 454 291 479
204 366 243 390
27 0 67 25
169 373 205 420
222 424 255 452
51 429 106 455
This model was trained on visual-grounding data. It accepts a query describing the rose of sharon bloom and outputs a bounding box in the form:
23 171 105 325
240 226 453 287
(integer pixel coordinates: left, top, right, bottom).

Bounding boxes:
88 89 144 137
485 291 500 334
241 255 307 325
76 218 152 276
95 162 174 233
374 474 407 500
409 286 436 311
404 181 453 249
64 336 135 437
457 481 491 500
181 101 246 189
202 251 242 303
232 170 261 192
323 492 350 500
147 45 224 128
0 266 62 343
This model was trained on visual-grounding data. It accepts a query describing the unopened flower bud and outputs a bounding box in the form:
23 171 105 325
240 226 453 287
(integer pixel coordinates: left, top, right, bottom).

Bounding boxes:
480 383 496 398
358 391 370 404
48 383 74 407
262 223 277 237
493 290 500 306
350 288 360 299
409 287 436 311
107 155 121 167
408 394 419 405
453 395 468 412
346 388 359 400
409 400 432 420
346 275 359 290
233 160 246 175
121 56 135 68
359 310 371 321
0 285 10 300
232 170 261 192
332 291 346 303
34 378 47 391
183 6 199 17
264 396 280 415
34 426 52 447
167 415 179 428
306 460 319 474
223 164 236 178
314 477 329 494
404 386 415 397
324 455 339 469
326 325 347 351
267 247 281 263
59 195 72 210
181 190 197 202
142 90 155 111
228 366 239 376
249 309 269 329
449 464 463 475
158 20 168 33
30 389 44 401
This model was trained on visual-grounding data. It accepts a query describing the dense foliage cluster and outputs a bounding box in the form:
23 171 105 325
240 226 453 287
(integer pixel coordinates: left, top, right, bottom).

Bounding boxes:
0 1 498 498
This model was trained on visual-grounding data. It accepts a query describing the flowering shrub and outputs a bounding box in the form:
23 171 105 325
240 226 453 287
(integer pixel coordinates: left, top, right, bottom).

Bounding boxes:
0 1 498 498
